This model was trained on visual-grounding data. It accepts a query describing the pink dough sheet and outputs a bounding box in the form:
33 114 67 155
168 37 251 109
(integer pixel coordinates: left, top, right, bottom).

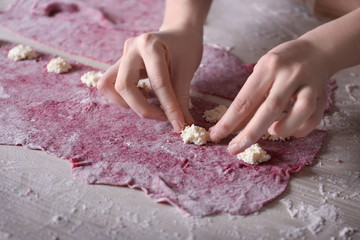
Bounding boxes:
0 0 255 100
0 42 327 216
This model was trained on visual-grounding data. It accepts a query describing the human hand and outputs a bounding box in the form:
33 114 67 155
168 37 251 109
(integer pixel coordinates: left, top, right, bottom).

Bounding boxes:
210 39 332 155
97 27 203 133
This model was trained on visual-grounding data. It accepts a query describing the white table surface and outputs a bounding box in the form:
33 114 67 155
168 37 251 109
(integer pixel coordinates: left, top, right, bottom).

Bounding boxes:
1 0 359 239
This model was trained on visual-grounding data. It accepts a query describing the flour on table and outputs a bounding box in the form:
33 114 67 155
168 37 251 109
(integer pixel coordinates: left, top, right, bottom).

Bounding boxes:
181 124 209 145
339 226 357 239
203 105 227 123
345 83 358 101
237 143 271 165
81 71 104 87
46 57 71 74
7 44 36 61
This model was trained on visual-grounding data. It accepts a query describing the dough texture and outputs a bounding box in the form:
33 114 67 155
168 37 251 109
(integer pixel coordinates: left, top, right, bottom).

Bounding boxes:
0 43 327 216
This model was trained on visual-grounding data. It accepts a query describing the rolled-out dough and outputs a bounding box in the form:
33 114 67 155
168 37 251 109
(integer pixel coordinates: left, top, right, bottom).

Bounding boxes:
0 0 336 109
0 42 327 216
0 0 164 64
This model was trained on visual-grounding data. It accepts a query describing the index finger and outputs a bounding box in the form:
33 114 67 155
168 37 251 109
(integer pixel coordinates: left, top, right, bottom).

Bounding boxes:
115 54 167 122
141 44 185 133
227 80 296 155
209 68 273 143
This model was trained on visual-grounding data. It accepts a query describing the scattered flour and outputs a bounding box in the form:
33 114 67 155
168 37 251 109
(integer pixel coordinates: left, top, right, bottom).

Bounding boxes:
7 44 36 61
46 57 71 74
349 72 357 78
339 226 357 240
345 83 358 101
280 199 348 238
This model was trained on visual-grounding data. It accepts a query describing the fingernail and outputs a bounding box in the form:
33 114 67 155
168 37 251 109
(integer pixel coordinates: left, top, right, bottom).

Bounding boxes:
210 132 220 143
228 137 250 155
228 143 241 155
172 120 184 133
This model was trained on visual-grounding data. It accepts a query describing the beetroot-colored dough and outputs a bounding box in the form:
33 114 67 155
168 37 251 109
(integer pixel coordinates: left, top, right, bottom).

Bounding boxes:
0 0 165 64
0 0 254 100
0 0 336 108
0 42 327 216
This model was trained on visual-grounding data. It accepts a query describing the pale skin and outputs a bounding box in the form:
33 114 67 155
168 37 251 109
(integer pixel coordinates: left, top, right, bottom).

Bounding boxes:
98 0 360 155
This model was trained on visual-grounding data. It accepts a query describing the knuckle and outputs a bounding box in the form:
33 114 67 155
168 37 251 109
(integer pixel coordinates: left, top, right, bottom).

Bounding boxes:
163 104 179 116
292 62 305 72
217 121 234 135
232 96 251 114
260 52 282 70
150 77 166 91
242 131 258 144
139 33 159 49
114 82 127 95
123 37 135 52
265 96 283 113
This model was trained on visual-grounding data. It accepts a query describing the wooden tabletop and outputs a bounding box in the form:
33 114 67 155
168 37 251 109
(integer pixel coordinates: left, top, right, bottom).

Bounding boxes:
1 0 359 239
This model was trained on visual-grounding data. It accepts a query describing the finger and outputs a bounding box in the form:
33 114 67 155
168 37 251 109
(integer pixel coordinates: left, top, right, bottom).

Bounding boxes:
172 72 195 125
231 98 265 134
97 60 129 108
292 93 327 138
141 44 185 133
178 95 195 125
227 80 296 155
268 86 316 137
209 68 273 143
115 53 167 121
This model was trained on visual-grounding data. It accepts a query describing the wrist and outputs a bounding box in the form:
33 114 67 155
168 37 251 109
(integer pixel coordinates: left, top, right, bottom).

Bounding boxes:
299 9 360 74
160 21 204 36
159 0 211 36
299 32 339 77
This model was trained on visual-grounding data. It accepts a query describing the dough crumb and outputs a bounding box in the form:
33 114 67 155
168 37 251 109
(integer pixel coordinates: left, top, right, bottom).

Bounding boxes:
181 124 209 145
237 143 271 165
203 105 228 123
46 57 71 74
81 71 104 87
8 44 36 61
262 132 290 141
